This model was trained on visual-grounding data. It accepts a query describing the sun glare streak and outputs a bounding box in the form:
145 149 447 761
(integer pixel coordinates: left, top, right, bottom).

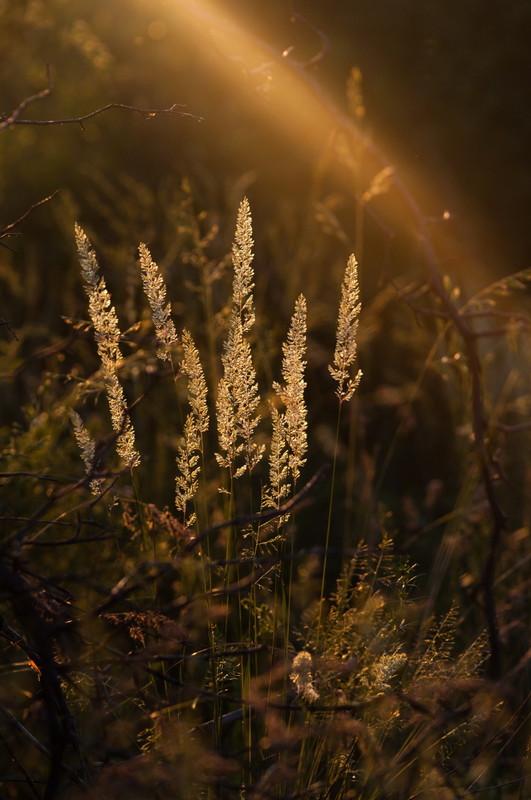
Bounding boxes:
168 0 490 287
171 0 362 153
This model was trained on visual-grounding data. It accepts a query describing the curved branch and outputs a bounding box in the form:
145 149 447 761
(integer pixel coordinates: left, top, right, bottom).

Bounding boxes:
0 64 53 131
0 64 203 133
0 190 60 248
8 101 203 128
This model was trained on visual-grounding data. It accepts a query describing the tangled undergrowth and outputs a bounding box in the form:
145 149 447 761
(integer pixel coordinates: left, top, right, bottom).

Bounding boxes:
1 196 530 799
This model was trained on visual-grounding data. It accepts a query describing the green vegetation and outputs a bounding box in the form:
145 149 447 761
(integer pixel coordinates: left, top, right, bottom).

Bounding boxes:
1 3 530 798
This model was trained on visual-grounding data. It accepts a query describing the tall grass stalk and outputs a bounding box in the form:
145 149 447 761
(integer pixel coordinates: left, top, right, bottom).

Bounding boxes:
319 254 362 639
74 223 140 469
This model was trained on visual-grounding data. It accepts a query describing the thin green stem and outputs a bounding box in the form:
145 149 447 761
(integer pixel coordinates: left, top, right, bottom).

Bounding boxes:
317 402 343 646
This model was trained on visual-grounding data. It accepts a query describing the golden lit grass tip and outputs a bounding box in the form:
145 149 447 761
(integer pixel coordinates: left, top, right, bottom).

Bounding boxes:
215 198 263 478
270 294 307 494
74 223 140 468
290 651 319 702
175 329 209 526
138 242 178 360
231 195 255 332
180 329 209 435
69 409 103 496
329 254 363 402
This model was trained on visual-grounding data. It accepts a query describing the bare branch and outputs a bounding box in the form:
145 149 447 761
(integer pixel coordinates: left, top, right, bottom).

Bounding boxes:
0 472 67 483
0 63 53 132
0 316 19 340
0 190 60 246
1 65 203 133
287 0 330 67
8 101 203 128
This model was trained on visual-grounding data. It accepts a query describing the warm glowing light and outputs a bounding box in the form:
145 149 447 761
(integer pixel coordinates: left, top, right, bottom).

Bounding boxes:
148 20 167 41
167 0 486 284
168 0 371 178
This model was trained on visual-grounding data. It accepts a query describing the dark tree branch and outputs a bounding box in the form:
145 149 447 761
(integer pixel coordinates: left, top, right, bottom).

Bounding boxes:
0 64 54 131
0 64 202 133
0 190 60 243
0 472 67 482
0 566 86 797
9 101 203 128
287 0 330 67
0 69 201 347
0 316 18 339
0 730 42 799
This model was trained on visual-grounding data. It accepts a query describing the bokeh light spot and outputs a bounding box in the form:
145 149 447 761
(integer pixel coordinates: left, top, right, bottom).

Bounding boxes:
148 20 167 41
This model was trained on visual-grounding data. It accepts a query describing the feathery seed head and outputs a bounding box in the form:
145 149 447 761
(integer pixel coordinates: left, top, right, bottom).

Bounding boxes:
175 330 209 523
86 282 123 363
215 376 240 471
290 651 319 703
100 354 140 468
181 329 209 434
329 254 363 402
138 242 178 359
75 223 122 362
373 650 407 691
232 197 255 333
267 403 290 505
175 412 202 527
69 409 103 495
270 294 308 489
74 223 99 288
74 223 140 468
216 199 263 477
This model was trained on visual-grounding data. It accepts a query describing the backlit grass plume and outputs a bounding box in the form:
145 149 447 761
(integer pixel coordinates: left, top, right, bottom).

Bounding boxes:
329 254 362 402
267 405 290 507
231 196 255 333
175 329 209 526
74 223 140 467
138 242 178 360
216 198 264 478
290 650 319 703
69 409 103 495
268 294 308 503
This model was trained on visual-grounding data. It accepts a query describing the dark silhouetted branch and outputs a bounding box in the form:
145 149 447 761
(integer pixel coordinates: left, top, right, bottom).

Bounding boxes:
0 64 54 131
9 101 202 128
0 64 202 133
0 190 60 246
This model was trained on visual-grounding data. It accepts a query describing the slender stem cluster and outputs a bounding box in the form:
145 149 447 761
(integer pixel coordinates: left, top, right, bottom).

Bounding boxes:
216 198 264 478
74 223 140 467
69 409 103 495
